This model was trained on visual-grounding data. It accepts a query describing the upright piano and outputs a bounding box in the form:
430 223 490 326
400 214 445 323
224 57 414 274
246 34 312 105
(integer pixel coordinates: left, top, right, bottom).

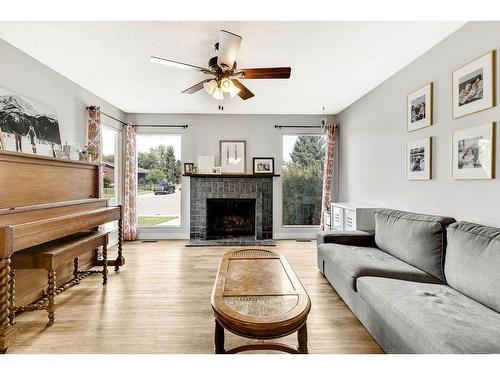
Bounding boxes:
0 150 124 353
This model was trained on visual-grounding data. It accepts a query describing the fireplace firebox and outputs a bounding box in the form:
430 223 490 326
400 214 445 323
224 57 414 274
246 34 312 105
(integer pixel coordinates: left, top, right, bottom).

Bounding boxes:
206 198 256 239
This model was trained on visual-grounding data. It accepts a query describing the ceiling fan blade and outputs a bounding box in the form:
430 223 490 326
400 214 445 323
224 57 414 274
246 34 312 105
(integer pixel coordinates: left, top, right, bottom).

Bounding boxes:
181 79 213 94
236 67 291 79
217 30 242 71
150 56 212 74
231 79 255 100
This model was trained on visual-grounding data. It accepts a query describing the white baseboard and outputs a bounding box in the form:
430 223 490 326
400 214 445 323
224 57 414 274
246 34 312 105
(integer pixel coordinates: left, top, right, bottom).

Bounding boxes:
273 232 317 240
136 230 318 241
137 230 189 240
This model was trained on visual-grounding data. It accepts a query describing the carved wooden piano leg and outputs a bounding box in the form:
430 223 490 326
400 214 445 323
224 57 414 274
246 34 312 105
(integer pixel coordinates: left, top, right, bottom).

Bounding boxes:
102 243 108 285
115 218 125 272
8 269 15 326
46 269 56 326
0 257 15 354
73 257 79 283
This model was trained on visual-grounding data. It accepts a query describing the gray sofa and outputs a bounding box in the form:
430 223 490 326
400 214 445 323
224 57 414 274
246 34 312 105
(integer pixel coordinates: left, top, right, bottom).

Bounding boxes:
317 208 500 353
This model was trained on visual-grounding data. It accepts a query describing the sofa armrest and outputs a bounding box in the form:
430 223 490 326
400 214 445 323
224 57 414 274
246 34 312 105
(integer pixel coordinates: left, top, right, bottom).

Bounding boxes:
317 230 376 247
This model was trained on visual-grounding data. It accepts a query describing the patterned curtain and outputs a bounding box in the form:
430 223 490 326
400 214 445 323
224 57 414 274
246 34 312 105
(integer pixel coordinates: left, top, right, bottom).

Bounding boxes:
123 123 138 241
320 123 336 230
87 106 103 198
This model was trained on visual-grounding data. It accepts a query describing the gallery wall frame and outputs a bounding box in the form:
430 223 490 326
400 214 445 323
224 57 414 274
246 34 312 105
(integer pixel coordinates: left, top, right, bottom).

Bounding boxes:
451 122 495 180
406 137 432 180
452 50 496 119
407 82 433 132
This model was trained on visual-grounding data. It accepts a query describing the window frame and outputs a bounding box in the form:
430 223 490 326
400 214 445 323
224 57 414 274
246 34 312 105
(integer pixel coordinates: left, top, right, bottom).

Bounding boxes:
281 131 326 228
135 128 183 230
101 121 123 246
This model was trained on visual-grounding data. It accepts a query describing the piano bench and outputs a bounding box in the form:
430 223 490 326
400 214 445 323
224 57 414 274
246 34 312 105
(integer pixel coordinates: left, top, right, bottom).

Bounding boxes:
11 231 109 326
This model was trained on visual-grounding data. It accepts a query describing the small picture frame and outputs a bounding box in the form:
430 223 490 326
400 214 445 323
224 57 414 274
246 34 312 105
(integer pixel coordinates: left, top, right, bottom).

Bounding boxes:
253 157 275 175
407 83 433 132
452 122 495 180
54 149 70 160
452 50 496 119
212 166 222 174
406 137 432 180
184 162 195 175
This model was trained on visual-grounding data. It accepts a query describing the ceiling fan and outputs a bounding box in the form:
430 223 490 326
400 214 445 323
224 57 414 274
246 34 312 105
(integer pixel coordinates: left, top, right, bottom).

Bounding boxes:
150 30 291 109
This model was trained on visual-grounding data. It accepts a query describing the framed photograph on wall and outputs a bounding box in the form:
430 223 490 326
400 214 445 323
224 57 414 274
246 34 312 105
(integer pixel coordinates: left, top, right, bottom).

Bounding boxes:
452 51 496 119
253 157 274 175
406 137 432 180
0 87 62 156
220 140 246 174
407 83 433 132
452 123 495 180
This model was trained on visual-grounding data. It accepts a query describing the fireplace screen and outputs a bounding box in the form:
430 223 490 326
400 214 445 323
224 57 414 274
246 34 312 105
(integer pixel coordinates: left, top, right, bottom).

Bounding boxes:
206 199 256 239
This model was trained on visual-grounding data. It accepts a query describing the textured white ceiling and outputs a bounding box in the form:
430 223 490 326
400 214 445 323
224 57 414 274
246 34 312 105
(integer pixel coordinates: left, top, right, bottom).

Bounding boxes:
0 21 464 114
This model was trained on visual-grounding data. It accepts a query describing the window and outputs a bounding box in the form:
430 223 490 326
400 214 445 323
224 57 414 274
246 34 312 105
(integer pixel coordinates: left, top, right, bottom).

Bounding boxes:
102 125 121 205
102 124 122 238
282 134 326 226
136 133 182 227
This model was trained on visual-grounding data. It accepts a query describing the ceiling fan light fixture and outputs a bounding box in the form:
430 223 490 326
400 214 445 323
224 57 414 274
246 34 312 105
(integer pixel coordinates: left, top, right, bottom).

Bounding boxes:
220 78 233 93
203 79 217 95
212 87 224 100
228 85 241 98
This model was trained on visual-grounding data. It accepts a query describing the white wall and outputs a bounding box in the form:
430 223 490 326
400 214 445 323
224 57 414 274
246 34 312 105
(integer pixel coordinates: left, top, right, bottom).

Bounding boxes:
337 22 500 227
127 113 334 239
0 38 126 147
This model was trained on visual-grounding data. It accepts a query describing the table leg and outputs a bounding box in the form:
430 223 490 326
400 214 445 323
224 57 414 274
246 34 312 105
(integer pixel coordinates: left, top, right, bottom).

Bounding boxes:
102 243 108 285
46 269 56 326
214 319 225 354
297 322 308 354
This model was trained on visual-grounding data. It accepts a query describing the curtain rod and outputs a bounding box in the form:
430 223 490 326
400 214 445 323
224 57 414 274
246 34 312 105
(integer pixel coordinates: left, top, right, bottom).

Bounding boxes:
86 107 188 129
274 125 324 129
133 124 188 129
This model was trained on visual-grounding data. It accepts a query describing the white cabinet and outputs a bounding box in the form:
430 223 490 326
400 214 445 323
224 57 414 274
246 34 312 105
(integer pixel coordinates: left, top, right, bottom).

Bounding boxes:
330 203 377 232
332 205 344 231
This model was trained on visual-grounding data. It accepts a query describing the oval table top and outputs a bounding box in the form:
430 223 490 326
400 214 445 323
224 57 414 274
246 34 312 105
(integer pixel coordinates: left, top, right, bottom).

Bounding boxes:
211 248 311 339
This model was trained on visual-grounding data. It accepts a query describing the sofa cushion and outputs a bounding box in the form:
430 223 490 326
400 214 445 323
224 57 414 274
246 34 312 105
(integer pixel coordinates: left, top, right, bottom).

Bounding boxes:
445 221 500 314
357 277 500 353
318 243 440 291
374 209 455 281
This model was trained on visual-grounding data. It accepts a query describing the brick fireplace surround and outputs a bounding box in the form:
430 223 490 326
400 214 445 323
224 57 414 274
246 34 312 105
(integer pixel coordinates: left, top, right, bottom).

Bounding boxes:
187 174 276 246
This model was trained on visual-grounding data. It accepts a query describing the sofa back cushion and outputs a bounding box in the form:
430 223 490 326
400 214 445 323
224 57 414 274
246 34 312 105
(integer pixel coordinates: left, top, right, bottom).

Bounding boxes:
375 209 455 281
445 221 500 314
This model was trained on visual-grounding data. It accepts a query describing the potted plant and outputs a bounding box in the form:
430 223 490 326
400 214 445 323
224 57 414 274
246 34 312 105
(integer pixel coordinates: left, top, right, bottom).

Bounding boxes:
78 143 97 162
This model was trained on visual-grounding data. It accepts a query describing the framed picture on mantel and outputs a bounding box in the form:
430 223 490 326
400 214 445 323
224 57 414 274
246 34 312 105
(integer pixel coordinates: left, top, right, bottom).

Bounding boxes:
220 140 246 174
253 157 274 175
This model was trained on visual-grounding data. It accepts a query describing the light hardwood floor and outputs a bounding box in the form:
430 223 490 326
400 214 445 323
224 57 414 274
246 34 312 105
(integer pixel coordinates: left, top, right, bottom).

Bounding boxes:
9 240 382 354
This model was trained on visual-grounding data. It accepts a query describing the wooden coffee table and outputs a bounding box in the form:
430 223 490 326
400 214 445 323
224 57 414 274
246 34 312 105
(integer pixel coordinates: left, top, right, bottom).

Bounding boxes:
211 249 311 354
